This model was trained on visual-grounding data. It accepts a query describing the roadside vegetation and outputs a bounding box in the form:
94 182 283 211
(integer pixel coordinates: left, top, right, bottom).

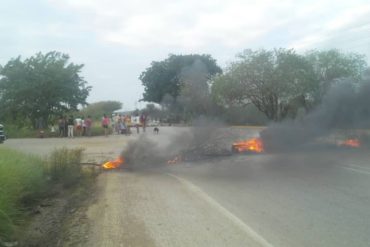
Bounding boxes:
0 146 97 244
0 48 368 137
140 49 368 123
0 148 46 242
3 125 38 138
45 148 84 187
4 122 107 139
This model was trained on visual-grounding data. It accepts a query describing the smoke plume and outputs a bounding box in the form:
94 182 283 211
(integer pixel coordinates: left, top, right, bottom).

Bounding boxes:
121 117 234 168
261 78 370 151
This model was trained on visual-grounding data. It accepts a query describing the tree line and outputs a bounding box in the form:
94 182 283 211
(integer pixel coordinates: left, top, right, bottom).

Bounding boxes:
0 49 368 129
140 49 368 123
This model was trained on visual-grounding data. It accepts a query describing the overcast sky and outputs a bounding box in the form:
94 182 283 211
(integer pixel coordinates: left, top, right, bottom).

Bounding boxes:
1 0 369 110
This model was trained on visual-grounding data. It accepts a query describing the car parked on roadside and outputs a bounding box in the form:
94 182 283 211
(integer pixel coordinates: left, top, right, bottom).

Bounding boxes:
0 124 5 143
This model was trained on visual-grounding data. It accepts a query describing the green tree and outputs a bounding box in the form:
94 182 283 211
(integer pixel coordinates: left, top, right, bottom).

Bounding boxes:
211 48 367 122
140 54 222 103
305 49 367 100
212 49 316 121
0 51 91 127
79 101 122 120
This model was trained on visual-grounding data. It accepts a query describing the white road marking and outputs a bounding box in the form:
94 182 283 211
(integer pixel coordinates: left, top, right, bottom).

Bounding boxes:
167 173 274 247
348 164 370 171
343 166 370 176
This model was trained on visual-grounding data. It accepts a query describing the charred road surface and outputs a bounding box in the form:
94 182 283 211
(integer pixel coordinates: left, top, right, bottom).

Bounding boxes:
5 127 370 247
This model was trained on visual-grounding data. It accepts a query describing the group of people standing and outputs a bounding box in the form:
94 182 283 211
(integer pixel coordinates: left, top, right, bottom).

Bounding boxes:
56 113 148 138
58 115 93 138
111 113 148 136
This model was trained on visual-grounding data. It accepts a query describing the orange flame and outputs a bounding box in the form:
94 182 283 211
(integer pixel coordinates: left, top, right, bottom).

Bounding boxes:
232 137 264 153
102 156 125 169
338 138 361 148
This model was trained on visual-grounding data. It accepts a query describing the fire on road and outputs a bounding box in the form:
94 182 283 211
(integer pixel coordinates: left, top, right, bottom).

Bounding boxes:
4 127 370 247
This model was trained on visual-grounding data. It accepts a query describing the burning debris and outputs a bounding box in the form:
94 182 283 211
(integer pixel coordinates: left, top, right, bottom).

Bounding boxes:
232 137 264 153
102 156 125 169
259 79 370 152
99 133 367 172
338 138 361 148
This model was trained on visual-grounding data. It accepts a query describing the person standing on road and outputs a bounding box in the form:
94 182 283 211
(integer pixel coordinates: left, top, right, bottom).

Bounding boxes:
67 115 74 138
50 123 56 137
114 113 120 134
118 117 126 134
75 116 82 136
81 116 86 136
140 114 147 133
58 116 65 137
102 114 110 137
63 116 68 137
125 115 131 135
85 115 92 137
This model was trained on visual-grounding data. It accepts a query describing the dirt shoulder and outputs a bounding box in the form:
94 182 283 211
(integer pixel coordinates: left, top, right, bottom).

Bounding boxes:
84 171 262 247
18 182 93 247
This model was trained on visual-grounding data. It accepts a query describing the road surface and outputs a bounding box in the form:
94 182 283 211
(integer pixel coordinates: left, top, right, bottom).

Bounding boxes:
4 127 370 246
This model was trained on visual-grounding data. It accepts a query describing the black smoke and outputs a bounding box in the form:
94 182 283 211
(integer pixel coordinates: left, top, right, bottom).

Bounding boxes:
261 78 370 151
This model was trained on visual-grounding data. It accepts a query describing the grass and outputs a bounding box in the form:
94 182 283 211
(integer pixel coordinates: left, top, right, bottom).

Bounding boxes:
0 147 46 242
44 148 85 188
0 146 98 243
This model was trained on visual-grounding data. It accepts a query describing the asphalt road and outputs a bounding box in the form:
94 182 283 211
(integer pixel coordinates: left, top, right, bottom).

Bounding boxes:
166 150 370 247
4 127 370 246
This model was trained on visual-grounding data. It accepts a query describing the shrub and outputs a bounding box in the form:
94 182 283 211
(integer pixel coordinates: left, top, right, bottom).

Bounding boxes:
45 148 84 187
2 125 37 138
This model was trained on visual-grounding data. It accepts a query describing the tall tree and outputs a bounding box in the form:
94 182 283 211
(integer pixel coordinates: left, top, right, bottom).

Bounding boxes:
0 51 91 127
211 48 368 121
212 49 316 121
305 49 367 101
140 54 222 104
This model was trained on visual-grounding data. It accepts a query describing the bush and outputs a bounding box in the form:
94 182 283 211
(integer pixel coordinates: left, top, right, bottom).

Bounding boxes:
45 148 84 187
0 147 46 242
3 125 37 138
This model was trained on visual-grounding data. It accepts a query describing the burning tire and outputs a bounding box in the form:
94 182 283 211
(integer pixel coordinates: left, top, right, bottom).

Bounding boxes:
231 137 264 154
